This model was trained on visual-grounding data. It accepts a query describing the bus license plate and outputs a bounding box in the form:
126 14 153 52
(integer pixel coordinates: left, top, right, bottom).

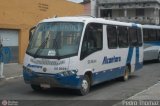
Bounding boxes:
40 84 51 88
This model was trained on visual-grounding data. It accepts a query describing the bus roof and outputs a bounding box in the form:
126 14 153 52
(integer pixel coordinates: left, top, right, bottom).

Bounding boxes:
40 16 141 28
142 24 160 29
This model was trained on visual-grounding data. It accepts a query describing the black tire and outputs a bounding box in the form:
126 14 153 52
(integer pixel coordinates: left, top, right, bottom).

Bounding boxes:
122 66 130 81
31 84 42 91
78 75 90 96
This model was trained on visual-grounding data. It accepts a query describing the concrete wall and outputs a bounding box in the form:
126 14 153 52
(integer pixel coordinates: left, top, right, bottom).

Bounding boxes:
0 0 84 64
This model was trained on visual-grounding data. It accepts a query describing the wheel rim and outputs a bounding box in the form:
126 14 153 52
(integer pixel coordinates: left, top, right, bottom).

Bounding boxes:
82 79 88 91
124 68 129 80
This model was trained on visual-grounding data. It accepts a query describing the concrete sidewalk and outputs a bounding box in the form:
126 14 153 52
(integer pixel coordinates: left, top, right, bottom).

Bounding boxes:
114 81 160 106
0 63 22 80
127 81 160 100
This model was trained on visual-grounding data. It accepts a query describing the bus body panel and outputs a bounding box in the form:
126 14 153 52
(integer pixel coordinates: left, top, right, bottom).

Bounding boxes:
23 54 83 89
142 25 160 61
23 47 143 89
144 42 160 61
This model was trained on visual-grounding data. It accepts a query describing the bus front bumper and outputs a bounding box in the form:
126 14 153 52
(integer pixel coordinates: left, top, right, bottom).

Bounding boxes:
23 67 82 89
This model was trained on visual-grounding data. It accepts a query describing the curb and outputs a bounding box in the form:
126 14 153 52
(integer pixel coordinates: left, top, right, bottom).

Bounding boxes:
0 75 23 81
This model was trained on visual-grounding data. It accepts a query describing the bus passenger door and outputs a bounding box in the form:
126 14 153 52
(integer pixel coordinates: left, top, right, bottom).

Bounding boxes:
80 23 103 81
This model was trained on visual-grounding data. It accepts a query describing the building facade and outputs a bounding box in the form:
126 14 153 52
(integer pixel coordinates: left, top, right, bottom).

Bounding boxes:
0 0 84 64
92 0 160 25
81 0 91 15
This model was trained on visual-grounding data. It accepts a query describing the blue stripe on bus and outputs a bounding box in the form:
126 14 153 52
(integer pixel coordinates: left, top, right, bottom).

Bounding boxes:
132 23 138 28
92 62 143 85
23 70 82 89
136 47 139 63
135 47 141 71
144 41 160 46
92 48 135 85
92 66 125 85
126 47 134 64
135 62 143 71
88 47 136 85
23 61 143 89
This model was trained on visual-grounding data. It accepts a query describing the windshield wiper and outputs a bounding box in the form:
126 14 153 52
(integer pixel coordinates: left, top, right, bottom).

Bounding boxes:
53 38 60 60
33 37 49 58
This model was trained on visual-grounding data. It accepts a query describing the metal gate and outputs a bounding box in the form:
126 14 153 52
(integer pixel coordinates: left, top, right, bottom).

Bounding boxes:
0 29 19 63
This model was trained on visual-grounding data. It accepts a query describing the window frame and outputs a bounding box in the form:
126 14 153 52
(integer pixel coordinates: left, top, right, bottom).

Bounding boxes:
148 29 157 41
117 26 129 48
137 28 143 46
143 28 149 41
80 23 103 60
157 30 160 40
107 25 118 49
129 27 142 47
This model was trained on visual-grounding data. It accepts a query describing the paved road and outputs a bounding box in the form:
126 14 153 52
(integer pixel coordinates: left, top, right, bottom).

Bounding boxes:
0 61 160 106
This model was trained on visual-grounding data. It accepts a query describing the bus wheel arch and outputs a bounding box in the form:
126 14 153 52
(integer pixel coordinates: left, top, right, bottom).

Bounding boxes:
78 71 92 96
126 64 131 74
84 71 93 85
122 64 131 81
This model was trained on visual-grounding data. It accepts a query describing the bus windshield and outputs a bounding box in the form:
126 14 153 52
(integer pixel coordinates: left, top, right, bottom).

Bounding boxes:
26 22 84 59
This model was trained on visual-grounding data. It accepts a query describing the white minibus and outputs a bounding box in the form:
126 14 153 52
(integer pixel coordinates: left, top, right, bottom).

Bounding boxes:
23 16 143 95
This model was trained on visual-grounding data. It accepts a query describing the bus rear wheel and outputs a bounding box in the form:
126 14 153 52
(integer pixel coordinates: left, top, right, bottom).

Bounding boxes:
78 75 90 96
123 66 130 81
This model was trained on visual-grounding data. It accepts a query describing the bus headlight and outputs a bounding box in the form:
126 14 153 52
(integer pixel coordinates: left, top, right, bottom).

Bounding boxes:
58 70 78 77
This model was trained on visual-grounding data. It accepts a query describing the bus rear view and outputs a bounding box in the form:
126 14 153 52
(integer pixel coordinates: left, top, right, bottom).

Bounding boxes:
23 16 143 95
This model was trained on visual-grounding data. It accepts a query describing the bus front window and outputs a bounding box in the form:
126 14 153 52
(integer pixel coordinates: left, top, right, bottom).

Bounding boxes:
26 22 84 59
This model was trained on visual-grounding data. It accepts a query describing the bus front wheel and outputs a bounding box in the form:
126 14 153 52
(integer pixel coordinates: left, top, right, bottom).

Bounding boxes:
78 75 90 96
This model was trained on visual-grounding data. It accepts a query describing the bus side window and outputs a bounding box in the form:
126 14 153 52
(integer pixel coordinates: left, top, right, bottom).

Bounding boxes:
117 26 128 48
80 23 103 60
107 25 117 49
129 28 138 47
143 29 149 41
137 28 142 46
158 30 160 40
148 29 157 41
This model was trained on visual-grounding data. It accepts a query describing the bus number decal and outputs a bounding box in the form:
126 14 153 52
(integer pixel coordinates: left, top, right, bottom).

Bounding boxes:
88 59 97 64
54 67 68 71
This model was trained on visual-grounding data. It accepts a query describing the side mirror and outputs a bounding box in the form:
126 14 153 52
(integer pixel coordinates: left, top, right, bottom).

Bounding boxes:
29 26 36 41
